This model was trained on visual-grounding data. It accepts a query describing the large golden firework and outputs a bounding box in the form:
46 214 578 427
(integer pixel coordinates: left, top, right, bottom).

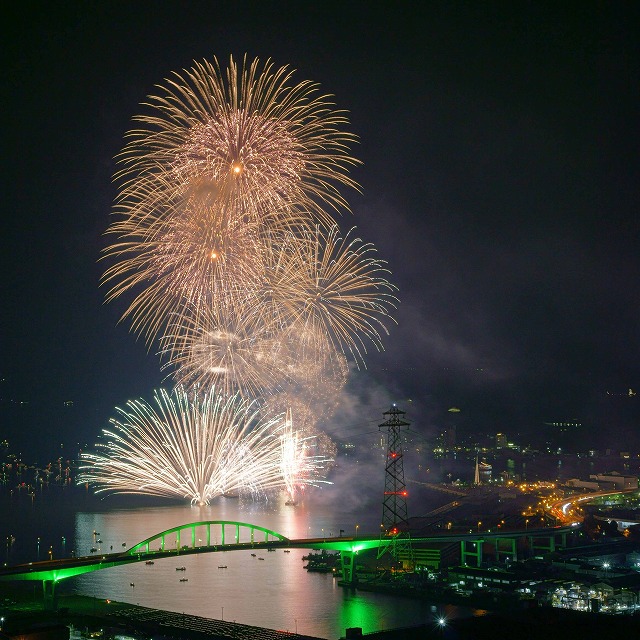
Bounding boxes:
112 56 359 228
103 56 363 351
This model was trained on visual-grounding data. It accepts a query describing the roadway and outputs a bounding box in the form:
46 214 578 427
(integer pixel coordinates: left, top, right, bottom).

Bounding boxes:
545 487 639 526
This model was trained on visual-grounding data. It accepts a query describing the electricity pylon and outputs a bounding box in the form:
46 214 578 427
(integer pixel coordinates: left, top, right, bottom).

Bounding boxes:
378 405 413 568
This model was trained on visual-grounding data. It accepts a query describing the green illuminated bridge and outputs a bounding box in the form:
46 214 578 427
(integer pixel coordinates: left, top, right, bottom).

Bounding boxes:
0 519 579 609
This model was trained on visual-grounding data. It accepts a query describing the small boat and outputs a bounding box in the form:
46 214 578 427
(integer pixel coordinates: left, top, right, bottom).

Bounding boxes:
180 578 188 582
93 531 100 536
283 550 291 553
90 548 97 553
267 548 276 552
121 542 126 547
129 582 134 587
218 565 227 569
258 557 265 560
251 553 256 557
96 539 103 544
176 566 186 571
145 560 154 565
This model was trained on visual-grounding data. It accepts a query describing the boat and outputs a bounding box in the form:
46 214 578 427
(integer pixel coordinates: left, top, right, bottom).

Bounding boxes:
258 557 265 560
129 582 134 587
121 542 126 547
267 548 276 552
145 560 154 565
96 539 103 543
176 566 186 571
218 565 227 569
180 578 188 582
251 553 256 557
285 500 297 506
90 548 97 553
283 550 291 553
304 565 334 573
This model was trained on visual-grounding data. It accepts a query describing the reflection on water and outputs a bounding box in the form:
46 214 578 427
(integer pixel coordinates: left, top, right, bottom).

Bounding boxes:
66 495 460 638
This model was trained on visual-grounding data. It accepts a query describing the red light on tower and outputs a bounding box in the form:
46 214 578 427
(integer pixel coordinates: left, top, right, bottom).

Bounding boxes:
379 405 411 557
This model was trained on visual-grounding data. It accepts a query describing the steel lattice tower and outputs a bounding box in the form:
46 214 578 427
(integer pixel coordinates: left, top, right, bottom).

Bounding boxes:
378 405 413 566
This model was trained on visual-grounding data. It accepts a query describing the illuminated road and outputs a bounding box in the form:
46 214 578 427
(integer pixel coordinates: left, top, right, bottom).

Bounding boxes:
546 488 639 525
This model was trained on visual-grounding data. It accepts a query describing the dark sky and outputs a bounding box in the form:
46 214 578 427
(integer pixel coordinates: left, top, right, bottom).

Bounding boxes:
1 1 639 459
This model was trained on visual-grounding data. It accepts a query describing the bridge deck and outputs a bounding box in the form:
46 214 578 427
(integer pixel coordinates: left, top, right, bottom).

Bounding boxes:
0 523 579 583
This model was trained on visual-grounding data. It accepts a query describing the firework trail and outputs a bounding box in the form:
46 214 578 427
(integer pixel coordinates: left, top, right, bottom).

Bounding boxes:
280 408 333 504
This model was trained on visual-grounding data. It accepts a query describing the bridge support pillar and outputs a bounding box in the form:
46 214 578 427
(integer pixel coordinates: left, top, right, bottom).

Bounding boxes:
494 537 517 563
43 580 57 611
460 540 483 567
529 534 555 557
340 550 358 585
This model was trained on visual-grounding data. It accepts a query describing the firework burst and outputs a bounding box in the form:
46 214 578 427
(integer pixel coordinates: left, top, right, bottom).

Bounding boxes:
161 300 294 399
90 56 398 504
78 388 331 506
266 226 398 367
103 56 362 351
115 56 360 223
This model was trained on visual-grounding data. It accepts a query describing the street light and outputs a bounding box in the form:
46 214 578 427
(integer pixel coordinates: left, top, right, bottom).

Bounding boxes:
477 521 482 532
355 524 359 538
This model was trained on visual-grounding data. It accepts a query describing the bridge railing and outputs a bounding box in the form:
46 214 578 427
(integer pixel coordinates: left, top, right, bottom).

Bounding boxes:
128 520 289 555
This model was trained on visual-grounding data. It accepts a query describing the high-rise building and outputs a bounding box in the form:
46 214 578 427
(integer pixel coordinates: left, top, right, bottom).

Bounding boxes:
444 407 460 449
496 433 507 448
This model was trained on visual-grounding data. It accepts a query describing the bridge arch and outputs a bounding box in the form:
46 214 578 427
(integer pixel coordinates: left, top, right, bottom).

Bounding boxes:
128 520 289 555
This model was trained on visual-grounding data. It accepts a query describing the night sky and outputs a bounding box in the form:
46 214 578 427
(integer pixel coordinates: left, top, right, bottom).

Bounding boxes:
2 2 639 460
